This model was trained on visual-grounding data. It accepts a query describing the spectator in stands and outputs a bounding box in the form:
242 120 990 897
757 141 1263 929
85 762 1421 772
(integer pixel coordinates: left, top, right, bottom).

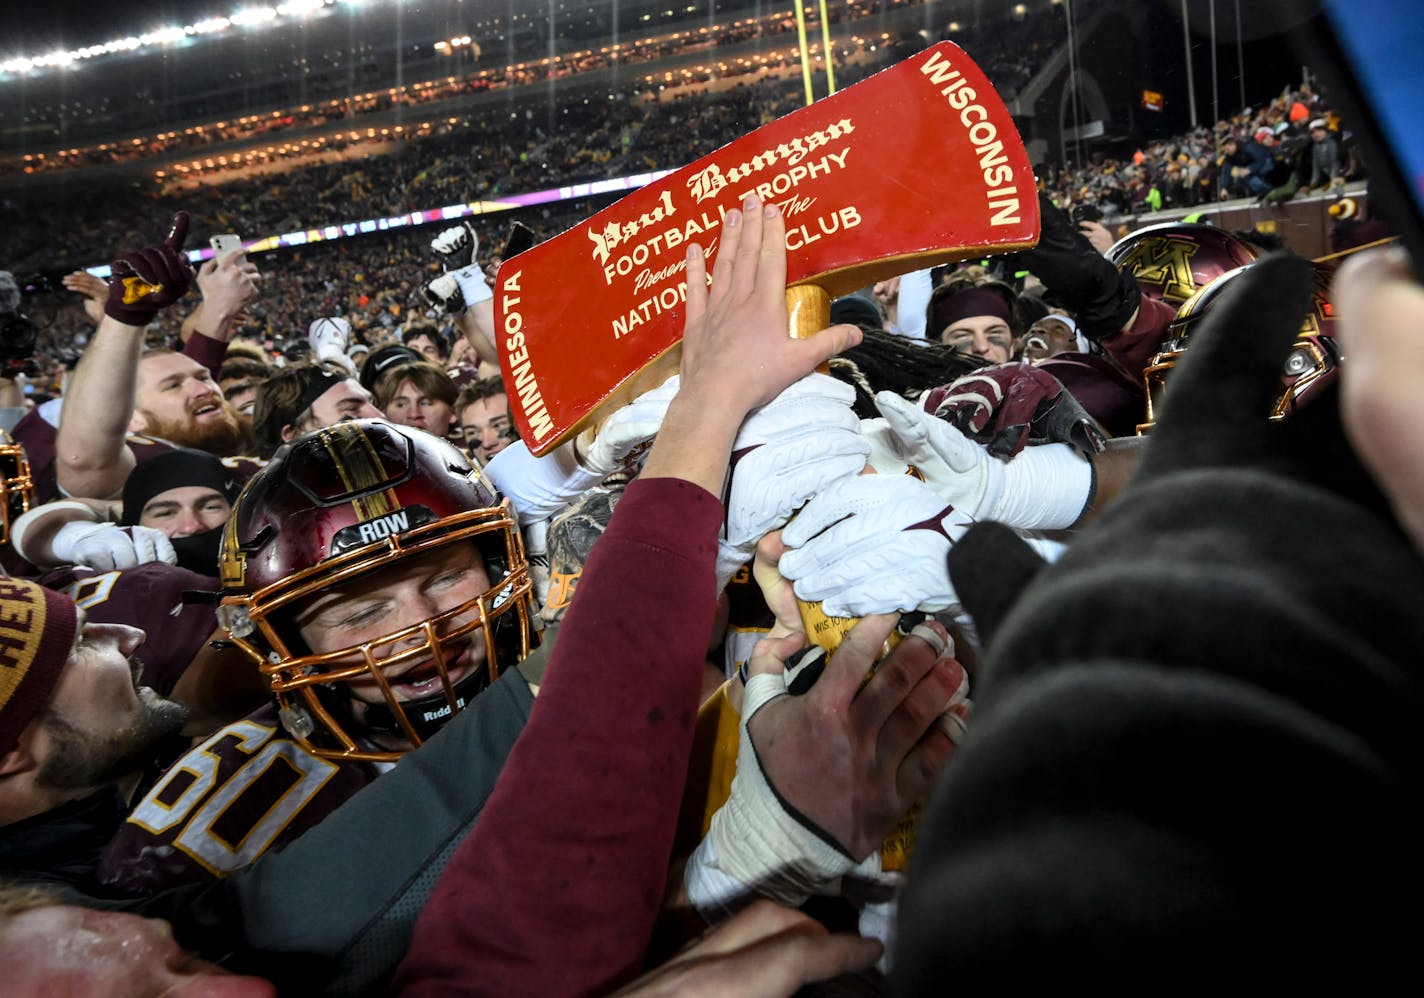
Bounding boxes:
1219 132 1274 199
1306 117 1344 192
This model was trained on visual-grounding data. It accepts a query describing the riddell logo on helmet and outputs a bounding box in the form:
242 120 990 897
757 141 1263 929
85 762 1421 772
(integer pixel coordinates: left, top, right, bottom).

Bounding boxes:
421 697 466 723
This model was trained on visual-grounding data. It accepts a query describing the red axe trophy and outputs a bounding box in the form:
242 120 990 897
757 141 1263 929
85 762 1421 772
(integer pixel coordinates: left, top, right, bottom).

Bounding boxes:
498 42 1039 651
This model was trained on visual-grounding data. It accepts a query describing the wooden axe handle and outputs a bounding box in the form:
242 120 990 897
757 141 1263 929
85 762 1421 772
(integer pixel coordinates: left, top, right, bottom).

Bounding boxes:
785 284 899 661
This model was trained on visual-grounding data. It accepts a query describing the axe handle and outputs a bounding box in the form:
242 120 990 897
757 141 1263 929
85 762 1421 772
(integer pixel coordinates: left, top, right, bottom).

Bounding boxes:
784 284 892 660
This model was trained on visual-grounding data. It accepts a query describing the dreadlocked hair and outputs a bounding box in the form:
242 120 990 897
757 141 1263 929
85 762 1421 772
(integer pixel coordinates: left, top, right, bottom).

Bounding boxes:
830 328 987 419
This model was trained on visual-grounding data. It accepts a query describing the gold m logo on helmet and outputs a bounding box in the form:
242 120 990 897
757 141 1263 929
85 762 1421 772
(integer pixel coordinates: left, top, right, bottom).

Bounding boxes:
1117 237 1200 305
120 276 163 306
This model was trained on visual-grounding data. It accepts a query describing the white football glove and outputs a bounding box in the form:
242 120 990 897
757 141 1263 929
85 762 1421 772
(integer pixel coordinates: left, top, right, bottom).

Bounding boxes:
430 222 492 310
869 390 999 516
778 474 973 616
308 317 357 376
871 390 1093 531
574 375 680 477
51 522 177 571
716 373 870 589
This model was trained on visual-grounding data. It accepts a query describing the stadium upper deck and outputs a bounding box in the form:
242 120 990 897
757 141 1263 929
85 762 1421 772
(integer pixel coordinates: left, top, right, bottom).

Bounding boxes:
1 0 940 153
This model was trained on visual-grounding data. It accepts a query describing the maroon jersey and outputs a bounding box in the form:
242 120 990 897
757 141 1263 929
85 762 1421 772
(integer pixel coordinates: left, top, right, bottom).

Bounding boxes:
37 562 219 697
11 409 262 503
95 703 380 894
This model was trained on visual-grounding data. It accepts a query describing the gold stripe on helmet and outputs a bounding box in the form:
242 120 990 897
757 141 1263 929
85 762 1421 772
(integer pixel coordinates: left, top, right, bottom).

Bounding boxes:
318 422 401 521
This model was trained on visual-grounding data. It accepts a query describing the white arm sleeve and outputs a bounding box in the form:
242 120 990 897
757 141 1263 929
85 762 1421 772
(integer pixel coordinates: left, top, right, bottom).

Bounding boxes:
895 267 933 340
482 440 603 526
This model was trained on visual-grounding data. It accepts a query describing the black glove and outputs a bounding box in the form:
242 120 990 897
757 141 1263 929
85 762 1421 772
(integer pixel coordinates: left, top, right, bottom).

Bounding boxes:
1014 192 1139 341
419 273 467 317
430 221 479 270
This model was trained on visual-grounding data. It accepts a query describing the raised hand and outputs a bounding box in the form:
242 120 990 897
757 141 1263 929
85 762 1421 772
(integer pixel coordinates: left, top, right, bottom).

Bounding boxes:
196 246 260 323
431 220 480 270
62 270 108 324
640 196 860 496
106 212 196 326
679 196 859 415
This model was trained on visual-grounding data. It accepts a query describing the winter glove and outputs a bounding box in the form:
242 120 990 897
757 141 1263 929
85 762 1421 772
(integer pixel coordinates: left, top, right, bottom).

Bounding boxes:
106 212 195 326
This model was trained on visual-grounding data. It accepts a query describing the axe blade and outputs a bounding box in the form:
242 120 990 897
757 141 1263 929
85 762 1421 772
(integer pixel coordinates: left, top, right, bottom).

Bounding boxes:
498 42 1039 455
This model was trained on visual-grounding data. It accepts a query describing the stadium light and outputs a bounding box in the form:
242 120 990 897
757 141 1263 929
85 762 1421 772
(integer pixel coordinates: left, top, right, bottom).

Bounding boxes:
230 9 280 28
1 0 345 81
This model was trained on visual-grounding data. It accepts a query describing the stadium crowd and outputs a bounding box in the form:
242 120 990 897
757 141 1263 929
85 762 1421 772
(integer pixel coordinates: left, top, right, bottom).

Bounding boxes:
0 1 1417 994
3 60 1362 400
1 0 943 181
1040 80 1357 217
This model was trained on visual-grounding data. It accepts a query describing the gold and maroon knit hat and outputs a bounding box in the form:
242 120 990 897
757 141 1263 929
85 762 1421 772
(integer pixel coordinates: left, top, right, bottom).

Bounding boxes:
0 578 78 756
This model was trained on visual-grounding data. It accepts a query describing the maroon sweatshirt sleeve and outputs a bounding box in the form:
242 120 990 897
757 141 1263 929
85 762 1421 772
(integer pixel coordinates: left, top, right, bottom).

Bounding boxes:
182 331 229 379
394 475 722 997
11 407 60 502
1099 294 1177 382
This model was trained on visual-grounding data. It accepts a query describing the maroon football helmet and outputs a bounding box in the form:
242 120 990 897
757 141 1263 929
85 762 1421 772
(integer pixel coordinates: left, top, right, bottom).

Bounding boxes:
1139 260 1340 431
1106 222 1262 308
0 429 34 546
218 419 534 761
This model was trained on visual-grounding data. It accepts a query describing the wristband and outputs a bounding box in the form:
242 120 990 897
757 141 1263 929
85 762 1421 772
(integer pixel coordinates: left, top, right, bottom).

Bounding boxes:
450 263 493 307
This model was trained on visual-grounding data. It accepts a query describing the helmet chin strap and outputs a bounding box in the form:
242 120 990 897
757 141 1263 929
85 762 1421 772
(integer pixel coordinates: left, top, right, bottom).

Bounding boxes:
357 666 492 745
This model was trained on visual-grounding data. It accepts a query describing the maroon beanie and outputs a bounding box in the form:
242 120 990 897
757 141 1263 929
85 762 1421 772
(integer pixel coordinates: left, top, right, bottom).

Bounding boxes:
928 286 1015 337
0 578 78 757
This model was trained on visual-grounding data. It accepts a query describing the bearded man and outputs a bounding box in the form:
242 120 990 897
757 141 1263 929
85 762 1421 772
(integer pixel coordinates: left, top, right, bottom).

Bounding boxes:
14 213 261 502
